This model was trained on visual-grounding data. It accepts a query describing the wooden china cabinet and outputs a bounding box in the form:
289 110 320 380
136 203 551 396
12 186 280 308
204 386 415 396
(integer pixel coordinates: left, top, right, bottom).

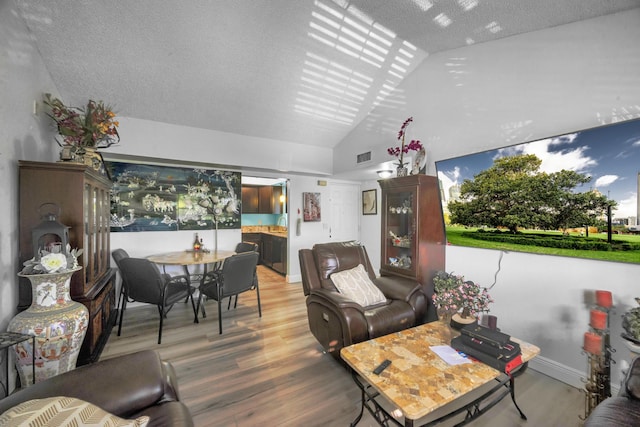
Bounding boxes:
379 174 446 320
18 161 116 365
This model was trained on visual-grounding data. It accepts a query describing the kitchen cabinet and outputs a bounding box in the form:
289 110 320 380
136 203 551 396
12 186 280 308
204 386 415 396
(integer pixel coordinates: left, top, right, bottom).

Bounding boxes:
261 234 273 267
271 235 287 275
379 175 446 303
255 233 286 276
241 187 259 213
242 185 282 214
18 161 116 365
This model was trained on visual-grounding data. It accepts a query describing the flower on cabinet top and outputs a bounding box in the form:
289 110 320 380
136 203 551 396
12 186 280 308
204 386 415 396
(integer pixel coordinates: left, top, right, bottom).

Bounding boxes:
20 244 83 275
432 271 493 319
43 93 120 149
387 117 423 168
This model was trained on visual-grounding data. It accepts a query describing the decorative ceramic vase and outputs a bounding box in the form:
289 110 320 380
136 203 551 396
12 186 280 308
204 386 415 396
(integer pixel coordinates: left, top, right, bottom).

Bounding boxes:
396 165 408 177
59 146 107 176
8 267 88 386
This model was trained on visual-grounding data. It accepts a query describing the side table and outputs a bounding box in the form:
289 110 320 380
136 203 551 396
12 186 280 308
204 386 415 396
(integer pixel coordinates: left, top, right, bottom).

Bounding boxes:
0 332 35 397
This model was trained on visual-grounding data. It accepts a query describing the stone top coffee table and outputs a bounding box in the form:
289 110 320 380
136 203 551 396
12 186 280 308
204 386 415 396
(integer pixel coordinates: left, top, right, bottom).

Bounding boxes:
341 321 540 427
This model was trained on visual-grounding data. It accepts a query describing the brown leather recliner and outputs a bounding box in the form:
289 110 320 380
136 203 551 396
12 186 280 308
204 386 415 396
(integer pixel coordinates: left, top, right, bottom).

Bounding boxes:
0 350 193 426
299 241 431 358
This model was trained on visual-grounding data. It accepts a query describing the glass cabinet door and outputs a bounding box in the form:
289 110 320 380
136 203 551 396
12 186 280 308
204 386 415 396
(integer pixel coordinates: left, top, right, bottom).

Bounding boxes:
382 187 417 277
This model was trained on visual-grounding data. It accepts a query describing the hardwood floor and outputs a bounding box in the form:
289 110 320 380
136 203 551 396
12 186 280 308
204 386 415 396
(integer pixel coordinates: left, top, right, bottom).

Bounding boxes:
102 266 586 426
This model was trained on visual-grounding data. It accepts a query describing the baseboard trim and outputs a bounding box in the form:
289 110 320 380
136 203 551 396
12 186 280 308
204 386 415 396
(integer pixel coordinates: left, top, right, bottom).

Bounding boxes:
288 274 301 283
529 355 620 395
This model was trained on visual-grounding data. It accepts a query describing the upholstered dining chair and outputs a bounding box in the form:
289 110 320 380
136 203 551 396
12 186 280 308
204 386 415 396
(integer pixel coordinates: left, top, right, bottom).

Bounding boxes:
111 248 130 325
228 241 260 309
235 241 258 254
197 251 261 334
117 257 198 344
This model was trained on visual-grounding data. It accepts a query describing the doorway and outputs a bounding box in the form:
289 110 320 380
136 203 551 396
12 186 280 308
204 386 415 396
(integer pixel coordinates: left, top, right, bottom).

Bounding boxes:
241 176 289 278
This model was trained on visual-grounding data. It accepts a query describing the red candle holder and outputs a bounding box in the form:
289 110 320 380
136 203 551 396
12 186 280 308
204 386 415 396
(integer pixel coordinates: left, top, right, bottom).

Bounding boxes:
595 290 612 308
583 332 602 355
590 309 607 330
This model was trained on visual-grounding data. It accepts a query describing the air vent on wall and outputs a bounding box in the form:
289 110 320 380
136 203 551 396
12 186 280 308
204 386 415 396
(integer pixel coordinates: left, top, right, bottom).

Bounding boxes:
356 151 371 164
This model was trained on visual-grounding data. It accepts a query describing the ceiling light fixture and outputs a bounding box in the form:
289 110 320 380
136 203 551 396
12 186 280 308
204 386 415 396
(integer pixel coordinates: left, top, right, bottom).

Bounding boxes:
377 169 393 179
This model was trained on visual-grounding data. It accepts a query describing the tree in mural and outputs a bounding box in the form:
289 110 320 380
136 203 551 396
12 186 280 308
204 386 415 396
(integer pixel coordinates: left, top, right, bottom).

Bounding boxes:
448 154 615 233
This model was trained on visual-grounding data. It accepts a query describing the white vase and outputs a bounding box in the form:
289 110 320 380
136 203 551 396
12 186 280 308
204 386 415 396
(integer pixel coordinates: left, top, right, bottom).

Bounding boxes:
8 267 88 386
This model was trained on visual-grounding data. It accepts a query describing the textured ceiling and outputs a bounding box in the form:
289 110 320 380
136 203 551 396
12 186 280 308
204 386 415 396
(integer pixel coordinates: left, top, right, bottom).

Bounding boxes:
14 0 640 149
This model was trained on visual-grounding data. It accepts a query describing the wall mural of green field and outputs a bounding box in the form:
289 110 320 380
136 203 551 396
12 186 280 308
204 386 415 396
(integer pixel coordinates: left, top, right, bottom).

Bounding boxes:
436 118 640 264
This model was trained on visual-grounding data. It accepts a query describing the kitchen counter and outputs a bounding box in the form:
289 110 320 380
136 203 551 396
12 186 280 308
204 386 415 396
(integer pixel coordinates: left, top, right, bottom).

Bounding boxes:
262 231 288 238
242 226 287 237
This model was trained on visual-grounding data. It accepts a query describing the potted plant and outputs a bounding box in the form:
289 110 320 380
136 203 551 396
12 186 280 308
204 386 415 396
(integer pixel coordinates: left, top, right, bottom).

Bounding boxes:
43 93 120 172
432 271 493 329
622 298 640 343
387 117 423 177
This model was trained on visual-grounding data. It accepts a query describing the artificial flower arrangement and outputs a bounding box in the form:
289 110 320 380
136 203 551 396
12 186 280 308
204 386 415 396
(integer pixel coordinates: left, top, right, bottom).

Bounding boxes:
432 270 493 319
20 244 83 275
387 116 423 169
43 93 120 149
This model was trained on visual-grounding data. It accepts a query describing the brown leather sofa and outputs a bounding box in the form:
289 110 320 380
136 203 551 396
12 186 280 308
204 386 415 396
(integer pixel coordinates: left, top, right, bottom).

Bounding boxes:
584 356 640 426
0 350 193 427
299 241 431 358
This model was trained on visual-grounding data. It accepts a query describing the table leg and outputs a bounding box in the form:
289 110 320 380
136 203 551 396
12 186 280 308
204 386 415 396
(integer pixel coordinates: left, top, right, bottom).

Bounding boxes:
3 348 8 397
509 375 527 420
350 382 365 426
31 336 35 385
180 265 202 323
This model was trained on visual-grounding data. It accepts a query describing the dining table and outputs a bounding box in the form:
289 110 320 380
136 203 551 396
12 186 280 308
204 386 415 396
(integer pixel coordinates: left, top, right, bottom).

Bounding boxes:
147 250 236 321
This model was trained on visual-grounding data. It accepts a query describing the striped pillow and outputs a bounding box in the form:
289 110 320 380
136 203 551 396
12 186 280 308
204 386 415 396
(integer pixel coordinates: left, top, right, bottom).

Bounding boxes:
0 396 150 427
330 264 387 308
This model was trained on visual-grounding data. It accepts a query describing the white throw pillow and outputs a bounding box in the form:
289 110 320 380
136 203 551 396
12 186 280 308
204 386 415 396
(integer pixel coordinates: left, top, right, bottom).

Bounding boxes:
0 396 150 427
330 264 387 308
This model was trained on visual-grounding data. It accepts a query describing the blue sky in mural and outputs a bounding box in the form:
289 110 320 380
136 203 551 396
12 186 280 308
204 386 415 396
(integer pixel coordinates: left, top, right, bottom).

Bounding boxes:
436 118 640 221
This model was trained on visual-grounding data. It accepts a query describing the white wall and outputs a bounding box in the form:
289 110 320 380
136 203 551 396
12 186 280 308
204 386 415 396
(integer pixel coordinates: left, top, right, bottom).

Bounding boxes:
336 9 640 388
108 116 334 176
359 179 382 271
0 2 60 331
105 120 360 283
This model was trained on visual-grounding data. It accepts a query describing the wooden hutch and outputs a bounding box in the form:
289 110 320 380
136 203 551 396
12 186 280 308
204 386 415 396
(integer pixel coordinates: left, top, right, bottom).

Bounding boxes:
379 174 446 321
18 161 116 365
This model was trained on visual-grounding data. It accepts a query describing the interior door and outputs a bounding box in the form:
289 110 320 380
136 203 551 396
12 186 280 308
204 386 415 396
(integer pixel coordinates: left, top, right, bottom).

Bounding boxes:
329 183 359 242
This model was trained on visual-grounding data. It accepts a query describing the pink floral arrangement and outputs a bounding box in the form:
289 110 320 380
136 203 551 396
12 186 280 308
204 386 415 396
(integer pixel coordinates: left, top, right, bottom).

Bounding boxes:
432 271 493 319
387 117 423 168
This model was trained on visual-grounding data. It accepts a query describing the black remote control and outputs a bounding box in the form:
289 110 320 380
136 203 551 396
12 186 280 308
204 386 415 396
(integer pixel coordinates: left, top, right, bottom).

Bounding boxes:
373 359 391 375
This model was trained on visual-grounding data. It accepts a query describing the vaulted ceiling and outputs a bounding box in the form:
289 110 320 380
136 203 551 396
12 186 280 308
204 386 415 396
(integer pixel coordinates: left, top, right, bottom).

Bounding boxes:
15 0 640 150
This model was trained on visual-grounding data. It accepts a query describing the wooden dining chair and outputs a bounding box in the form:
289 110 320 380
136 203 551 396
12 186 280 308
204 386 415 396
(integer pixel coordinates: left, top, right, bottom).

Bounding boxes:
197 251 261 334
117 257 198 344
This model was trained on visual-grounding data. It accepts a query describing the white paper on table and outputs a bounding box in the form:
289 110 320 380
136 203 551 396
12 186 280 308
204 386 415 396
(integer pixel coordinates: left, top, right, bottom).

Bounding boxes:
430 345 472 365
